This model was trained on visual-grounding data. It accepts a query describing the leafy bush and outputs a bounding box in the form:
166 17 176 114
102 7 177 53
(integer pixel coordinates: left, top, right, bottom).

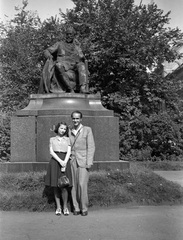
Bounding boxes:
0 115 10 162
119 112 183 161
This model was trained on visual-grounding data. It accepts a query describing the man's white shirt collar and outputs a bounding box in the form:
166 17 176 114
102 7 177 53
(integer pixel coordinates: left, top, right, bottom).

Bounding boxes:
71 124 83 136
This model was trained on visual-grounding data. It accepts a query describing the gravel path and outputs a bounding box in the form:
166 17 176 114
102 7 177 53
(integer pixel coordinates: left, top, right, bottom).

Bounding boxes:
1 205 183 240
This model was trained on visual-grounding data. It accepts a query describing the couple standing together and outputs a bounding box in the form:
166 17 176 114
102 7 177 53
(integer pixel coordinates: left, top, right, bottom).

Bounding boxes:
45 111 95 217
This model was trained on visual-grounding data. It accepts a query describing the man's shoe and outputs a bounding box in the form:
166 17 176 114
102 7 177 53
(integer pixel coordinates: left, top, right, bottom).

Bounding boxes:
73 210 80 216
81 211 88 216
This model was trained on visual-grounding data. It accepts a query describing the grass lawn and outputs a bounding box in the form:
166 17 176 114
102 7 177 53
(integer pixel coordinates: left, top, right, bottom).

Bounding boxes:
0 162 183 211
136 160 183 170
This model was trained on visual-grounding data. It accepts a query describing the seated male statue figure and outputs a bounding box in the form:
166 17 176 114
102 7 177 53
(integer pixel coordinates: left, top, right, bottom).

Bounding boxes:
39 26 88 94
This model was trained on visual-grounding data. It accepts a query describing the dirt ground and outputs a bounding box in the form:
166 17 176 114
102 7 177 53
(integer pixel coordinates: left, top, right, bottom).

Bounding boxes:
1 205 183 240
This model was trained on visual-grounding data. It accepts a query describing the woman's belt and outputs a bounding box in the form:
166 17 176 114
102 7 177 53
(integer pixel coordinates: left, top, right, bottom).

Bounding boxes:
54 151 67 153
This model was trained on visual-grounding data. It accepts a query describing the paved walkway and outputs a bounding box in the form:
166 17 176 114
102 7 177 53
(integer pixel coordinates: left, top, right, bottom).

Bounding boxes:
154 170 183 187
1 205 183 240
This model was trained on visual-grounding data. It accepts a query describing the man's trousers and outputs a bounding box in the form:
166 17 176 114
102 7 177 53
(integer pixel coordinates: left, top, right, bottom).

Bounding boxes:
70 159 89 213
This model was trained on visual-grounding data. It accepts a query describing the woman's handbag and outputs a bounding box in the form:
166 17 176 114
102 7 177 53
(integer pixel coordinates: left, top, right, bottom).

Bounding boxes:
58 175 70 188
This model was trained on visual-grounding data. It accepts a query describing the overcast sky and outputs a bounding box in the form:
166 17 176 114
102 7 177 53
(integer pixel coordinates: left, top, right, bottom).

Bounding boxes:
0 0 183 31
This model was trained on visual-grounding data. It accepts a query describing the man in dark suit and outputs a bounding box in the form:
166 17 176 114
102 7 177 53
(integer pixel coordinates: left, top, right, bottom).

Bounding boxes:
69 110 95 216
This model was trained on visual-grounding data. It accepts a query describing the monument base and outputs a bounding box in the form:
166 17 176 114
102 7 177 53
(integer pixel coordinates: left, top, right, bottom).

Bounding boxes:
0 161 130 173
10 93 123 171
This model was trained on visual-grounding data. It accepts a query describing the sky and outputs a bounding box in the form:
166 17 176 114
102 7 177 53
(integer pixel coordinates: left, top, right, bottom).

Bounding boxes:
0 0 75 21
0 0 183 31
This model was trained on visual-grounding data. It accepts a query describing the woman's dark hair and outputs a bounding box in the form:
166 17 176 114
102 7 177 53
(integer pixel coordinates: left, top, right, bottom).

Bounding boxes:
71 110 83 118
54 122 69 136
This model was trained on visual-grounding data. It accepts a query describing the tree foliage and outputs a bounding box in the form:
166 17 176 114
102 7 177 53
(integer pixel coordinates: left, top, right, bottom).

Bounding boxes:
0 0 64 112
62 0 183 102
60 0 183 159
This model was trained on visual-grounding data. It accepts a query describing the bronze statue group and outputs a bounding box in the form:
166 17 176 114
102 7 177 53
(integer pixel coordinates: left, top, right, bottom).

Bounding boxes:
39 26 89 94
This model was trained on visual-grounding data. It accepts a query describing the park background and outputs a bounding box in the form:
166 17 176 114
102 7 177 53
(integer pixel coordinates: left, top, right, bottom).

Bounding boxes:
0 0 183 211
1 0 183 163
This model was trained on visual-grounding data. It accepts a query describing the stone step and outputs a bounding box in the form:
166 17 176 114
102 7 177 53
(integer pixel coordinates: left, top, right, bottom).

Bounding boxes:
0 161 130 173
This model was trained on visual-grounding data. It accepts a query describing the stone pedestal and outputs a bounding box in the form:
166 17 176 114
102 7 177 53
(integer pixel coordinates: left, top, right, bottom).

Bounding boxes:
1 93 129 172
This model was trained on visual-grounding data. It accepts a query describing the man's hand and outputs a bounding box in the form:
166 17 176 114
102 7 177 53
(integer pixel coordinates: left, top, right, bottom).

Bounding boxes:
48 54 53 60
86 164 92 169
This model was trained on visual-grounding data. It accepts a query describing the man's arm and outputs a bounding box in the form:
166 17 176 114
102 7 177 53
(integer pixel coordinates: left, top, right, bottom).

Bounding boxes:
44 42 59 59
86 127 95 168
74 39 85 61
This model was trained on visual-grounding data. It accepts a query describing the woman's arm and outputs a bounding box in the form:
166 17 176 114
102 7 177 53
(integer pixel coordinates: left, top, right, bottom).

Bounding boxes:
64 146 71 163
61 144 71 172
49 139 66 167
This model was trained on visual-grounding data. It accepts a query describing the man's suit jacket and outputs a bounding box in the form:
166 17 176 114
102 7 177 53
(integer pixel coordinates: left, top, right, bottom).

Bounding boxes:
69 126 95 168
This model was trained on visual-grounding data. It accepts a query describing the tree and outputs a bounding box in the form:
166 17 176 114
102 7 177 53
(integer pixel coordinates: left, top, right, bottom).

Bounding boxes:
61 0 183 158
0 0 64 113
61 0 183 105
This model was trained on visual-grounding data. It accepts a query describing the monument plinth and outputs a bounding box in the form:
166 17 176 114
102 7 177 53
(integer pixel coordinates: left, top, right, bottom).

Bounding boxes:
0 93 129 172
16 93 114 116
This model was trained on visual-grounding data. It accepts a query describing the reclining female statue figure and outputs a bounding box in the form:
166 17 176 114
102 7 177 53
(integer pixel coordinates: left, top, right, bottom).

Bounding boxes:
39 26 89 94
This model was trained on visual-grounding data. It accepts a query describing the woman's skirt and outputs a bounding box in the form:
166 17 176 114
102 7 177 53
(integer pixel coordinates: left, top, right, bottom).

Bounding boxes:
44 152 72 188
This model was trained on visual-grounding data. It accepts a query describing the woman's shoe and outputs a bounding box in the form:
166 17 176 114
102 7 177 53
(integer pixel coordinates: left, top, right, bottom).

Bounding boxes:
63 208 69 216
55 208 62 216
